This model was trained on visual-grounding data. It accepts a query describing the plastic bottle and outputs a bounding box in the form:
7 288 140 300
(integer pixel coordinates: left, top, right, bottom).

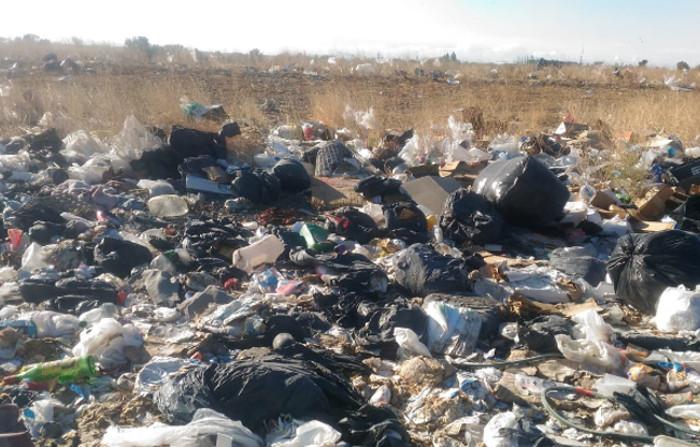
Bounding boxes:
147 195 189 218
231 235 284 273
3 356 97 384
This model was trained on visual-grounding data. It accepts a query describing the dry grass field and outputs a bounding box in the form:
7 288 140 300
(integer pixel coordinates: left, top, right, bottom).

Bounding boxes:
2 39 700 198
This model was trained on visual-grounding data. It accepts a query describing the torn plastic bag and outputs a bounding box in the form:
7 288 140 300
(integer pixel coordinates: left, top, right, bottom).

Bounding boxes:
671 195 700 233
183 218 251 259
483 411 550 447
337 404 411 447
383 202 428 243
555 334 625 372
424 293 502 341
354 176 402 200
19 276 117 306
440 188 504 245
72 317 144 369
393 327 431 358
607 230 700 315
271 337 368 376
61 130 109 163
422 299 482 357
102 408 262 447
268 419 340 447
518 315 573 353
178 155 226 180
8 199 65 230
112 115 162 162
325 207 378 244
473 156 569 227
549 246 606 286
393 243 483 297
231 170 281 204
323 262 388 294
504 265 572 304
272 159 311 193
94 237 153 278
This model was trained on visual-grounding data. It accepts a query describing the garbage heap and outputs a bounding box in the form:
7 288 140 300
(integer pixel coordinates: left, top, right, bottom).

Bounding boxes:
1 113 700 447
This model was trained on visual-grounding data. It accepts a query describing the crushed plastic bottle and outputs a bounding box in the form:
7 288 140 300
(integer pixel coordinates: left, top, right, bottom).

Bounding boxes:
147 195 189 218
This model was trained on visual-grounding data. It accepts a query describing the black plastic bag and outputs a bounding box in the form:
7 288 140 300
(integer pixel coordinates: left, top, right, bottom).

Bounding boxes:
383 202 428 244
473 156 569 227
272 158 311 193
130 146 181 180
155 356 364 435
231 170 281 204
94 237 153 278
8 200 65 231
518 315 573 353
549 246 607 286
607 230 700 314
169 126 225 163
28 221 65 244
440 188 504 245
393 243 484 297
355 176 402 199
19 277 117 305
326 207 379 243
671 195 700 233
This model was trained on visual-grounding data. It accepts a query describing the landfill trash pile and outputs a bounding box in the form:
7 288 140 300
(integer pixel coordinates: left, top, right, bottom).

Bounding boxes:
1 111 700 447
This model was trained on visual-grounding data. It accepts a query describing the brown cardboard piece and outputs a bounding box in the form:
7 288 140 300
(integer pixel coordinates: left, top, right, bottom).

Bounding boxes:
634 185 674 221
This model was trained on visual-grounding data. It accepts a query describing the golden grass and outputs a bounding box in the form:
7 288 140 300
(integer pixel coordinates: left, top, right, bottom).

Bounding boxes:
3 40 700 192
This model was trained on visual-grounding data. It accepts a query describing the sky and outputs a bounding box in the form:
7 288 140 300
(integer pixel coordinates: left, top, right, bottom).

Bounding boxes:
3 0 700 66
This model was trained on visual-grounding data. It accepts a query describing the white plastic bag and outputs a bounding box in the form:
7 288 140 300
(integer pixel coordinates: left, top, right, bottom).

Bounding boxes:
111 115 161 162
68 155 112 184
102 408 262 447
20 242 50 272
653 285 700 332
555 334 625 372
62 130 109 163
369 384 392 407
504 265 570 304
72 318 144 369
422 300 482 357
393 327 431 358
30 311 80 337
268 420 341 447
572 309 614 343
